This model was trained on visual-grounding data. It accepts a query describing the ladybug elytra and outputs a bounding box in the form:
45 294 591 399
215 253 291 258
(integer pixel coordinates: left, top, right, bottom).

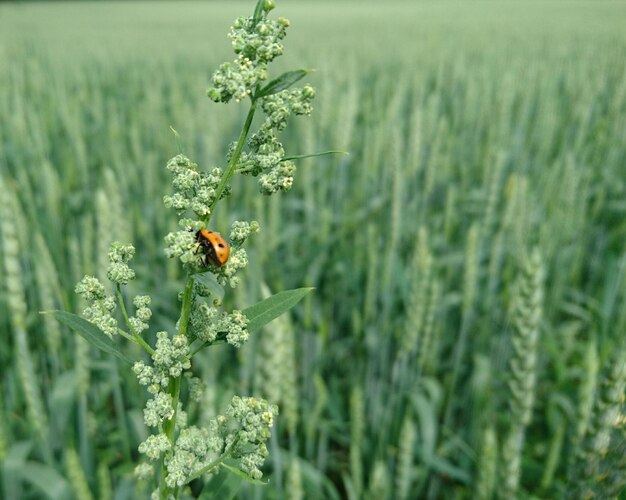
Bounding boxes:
196 229 230 267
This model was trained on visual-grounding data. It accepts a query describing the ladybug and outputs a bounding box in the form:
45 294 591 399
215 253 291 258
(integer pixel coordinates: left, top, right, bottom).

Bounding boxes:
195 229 230 267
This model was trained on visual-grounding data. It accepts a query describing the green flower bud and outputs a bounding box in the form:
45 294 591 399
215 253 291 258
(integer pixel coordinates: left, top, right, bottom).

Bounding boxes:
75 276 106 301
207 87 221 102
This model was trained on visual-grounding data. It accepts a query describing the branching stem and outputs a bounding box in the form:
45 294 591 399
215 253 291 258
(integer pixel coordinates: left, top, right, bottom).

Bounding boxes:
207 99 258 223
116 285 155 355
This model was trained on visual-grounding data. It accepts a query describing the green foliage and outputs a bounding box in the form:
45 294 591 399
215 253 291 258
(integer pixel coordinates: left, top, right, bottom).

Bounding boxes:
1 1 626 499
243 287 313 333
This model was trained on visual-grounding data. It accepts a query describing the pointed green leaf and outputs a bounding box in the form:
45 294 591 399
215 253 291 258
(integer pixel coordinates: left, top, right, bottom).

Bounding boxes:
283 151 349 161
192 272 225 300
19 462 72 500
243 288 313 333
44 310 133 364
252 0 265 25
199 470 243 500
255 69 311 99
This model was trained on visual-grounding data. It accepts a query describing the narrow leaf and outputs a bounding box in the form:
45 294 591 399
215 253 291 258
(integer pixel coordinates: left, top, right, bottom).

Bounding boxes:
19 462 71 500
199 471 243 500
192 272 225 300
44 310 133 364
255 69 311 99
252 0 265 25
243 287 313 333
283 150 349 162
424 456 471 484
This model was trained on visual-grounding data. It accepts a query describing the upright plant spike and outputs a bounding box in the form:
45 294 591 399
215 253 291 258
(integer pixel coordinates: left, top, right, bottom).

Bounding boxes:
402 226 432 355
34 233 62 357
417 279 440 376
286 457 304 500
569 348 626 498
395 414 416 500
367 460 391 500
474 426 497 500
567 340 599 481
1 181 49 448
499 248 544 498
350 386 365 499
255 287 300 434
65 447 94 500
53 1 319 498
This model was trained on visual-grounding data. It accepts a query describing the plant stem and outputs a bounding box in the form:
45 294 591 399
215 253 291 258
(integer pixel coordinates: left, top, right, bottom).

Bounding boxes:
116 285 155 355
178 275 195 337
160 275 194 499
207 99 258 222
160 97 256 498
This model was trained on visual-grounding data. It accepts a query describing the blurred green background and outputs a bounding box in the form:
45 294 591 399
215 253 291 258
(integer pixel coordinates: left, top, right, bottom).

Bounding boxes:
1 1 625 498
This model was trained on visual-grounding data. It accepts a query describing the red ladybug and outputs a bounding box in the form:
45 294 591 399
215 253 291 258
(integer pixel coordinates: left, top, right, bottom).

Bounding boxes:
196 229 230 267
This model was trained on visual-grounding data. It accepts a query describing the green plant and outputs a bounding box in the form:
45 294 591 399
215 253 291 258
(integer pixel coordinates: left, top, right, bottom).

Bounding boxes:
49 1 324 497
1 2 625 498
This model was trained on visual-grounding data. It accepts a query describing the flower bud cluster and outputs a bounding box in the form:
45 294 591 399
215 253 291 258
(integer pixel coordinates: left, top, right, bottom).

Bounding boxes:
189 302 219 343
76 243 152 339
207 58 267 104
165 426 222 488
143 392 175 428
140 396 276 488
261 86 315 131
229 220 260 247
130 295 152 334
138 433 171 460
230 14 288 63
214 248 249 288
190 302 249 348
164 229 198 267
107 242 136 285
223 396 278 480
185 373 205 403
134 462 153 480
240 86 315 195
207 5 289 104
134 332 192 397
163 155 224 220
75 276 118 338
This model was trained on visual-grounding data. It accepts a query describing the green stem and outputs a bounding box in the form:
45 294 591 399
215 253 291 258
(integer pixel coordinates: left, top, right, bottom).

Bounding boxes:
207 99 258 222
160 275 194 500
116 285 155 355
159 96 256 498
116 327 136 343
178 276 195 337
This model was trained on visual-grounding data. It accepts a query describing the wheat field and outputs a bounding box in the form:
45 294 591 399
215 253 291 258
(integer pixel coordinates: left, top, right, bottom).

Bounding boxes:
1 1 625 498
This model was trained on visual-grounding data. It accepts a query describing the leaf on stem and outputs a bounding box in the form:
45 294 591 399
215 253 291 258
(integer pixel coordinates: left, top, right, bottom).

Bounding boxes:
192 272 225 301
242 287 313 333
43 310 133 365
283 150 349 162
198 468 243 500
254 69 312 100
252 0 265 25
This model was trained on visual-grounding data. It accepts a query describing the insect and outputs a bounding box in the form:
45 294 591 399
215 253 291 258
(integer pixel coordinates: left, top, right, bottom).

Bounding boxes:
195 229 230 267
